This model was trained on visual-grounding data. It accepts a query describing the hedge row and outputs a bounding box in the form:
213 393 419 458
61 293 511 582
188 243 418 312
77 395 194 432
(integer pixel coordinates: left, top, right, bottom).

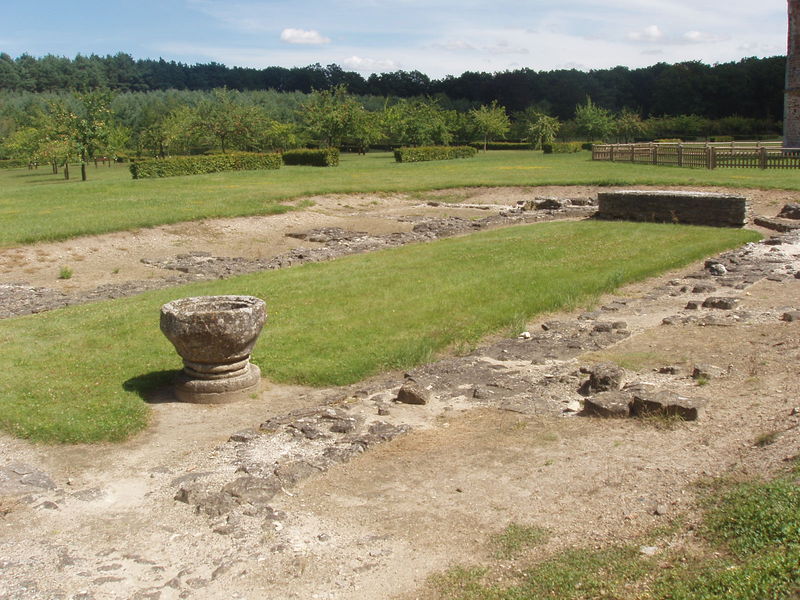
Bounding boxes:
282 148 339 167
129 152 282 179
542 142 584 154
0 158 32 169
394 146 477 163
469 142 532 151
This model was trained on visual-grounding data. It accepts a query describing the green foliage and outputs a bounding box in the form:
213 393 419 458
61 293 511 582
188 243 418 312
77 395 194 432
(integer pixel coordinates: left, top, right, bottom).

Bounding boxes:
58 266 73 279
383 98 454 147
393 145 477 162
299 84 375 148
709 136 734 142
615 108 647 142
704 478 800 557
282 148 340 167
574 97 615 142
0 221 757 443
542 142 583 154
491 524 548 559
470 100 511 151
0 158 30 168
527 112 561 149
129 152 282 178
468 142 532 151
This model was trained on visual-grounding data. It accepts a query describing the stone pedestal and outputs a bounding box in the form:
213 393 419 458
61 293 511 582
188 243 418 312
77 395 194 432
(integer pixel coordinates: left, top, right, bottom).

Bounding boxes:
160 295 266 403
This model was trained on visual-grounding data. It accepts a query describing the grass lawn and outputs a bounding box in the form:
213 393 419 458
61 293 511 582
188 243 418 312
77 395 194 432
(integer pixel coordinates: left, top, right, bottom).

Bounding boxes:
0 220 759 443
0 150 797 247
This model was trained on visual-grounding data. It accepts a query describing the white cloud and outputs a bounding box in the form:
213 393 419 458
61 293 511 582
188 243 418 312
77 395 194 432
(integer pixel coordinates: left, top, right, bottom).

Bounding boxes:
683 30 724 43
280 28 331 45
627 25 664 42
342 55 400 72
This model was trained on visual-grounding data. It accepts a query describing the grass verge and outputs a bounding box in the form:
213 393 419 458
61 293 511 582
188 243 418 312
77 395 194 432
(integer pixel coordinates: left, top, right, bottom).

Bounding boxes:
425 465 800 600
0 150 797 247
0 221 759 443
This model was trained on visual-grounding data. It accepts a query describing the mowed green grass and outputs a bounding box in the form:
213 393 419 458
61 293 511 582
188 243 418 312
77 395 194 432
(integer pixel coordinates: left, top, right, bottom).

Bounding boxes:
0 150 796 247
0 220 759 443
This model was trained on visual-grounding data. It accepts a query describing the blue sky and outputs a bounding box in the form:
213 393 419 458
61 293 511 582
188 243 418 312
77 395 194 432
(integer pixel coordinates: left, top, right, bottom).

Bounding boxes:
1 0 788 77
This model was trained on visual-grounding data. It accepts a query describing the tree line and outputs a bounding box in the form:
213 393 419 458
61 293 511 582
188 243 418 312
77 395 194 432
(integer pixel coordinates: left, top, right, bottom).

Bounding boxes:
0 52 785 121
0 83 781 181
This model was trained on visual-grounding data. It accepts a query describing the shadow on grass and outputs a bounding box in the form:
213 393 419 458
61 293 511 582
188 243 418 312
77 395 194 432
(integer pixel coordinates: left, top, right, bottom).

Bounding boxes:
123 369 180 404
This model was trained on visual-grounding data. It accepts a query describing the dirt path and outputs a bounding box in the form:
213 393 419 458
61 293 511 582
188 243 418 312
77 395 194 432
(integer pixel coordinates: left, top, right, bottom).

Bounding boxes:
1 186 799 600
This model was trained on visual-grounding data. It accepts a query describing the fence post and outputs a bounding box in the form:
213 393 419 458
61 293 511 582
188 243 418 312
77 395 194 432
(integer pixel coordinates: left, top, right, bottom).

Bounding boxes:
610 145 616 162
759 147 768 169
652 144 657 165
630 144 635 163
677 144 683 167
709 146 717 170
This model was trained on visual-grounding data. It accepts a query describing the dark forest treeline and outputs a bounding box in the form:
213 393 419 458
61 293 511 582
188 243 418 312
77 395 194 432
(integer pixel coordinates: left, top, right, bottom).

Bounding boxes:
0 52 786 120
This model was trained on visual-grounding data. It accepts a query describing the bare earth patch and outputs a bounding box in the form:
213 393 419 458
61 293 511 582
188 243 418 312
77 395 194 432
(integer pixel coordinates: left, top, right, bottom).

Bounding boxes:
1 185 799 600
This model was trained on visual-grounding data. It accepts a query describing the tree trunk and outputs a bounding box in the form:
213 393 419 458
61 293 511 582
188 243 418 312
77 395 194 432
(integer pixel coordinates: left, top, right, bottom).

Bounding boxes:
64 161 70 180
483 135 488 152
81 151 87 181
785 0 800 147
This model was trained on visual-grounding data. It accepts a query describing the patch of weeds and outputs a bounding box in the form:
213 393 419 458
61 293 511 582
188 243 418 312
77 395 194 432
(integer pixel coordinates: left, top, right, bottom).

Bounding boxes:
517 545 652 599
639 412 687 431
491 523 549 560
753 430 780 447
58 266 73 279
430 566 491 600
695 376 710 387
111 267 120 274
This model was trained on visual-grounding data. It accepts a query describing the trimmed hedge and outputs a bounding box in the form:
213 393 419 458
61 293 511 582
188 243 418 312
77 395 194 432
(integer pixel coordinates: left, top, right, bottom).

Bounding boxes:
542 142 584 154
468 142 532 151
394 146 477 163
282 148 340 167
654 138 682 143
129 152 282 179
0 158 33 169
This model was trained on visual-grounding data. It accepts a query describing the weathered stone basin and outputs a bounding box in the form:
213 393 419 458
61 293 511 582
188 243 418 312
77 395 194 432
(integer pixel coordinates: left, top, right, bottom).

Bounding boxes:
160 295 266 403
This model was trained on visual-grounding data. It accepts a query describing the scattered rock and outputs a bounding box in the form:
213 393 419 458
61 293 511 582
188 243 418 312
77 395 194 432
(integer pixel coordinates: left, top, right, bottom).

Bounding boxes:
702 297 740 310
777 202 800 220
583 363 625 393
691 283 717 294
582 391 631 418
692 364 725 381
685 301 701 310
395 382 430 405
781 311 800 322
534 197 564 210
630 390 707 421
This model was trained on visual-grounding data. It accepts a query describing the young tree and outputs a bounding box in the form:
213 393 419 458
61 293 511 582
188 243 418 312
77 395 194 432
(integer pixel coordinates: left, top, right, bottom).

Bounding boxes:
528 112 561 149
469 100 510 151
193 87 261 153
383 98 453 147
615 108 646 142
299 84 366 148
573 97 615 141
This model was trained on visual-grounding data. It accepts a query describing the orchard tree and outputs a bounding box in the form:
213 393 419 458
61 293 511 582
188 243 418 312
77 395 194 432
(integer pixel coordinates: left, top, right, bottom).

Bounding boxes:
573 97 615 141
48 89 114 180
470 100 510 151
299 84 366 148
528 112 561 148
615 108 647 142
383 98 453 147
193 87 264 153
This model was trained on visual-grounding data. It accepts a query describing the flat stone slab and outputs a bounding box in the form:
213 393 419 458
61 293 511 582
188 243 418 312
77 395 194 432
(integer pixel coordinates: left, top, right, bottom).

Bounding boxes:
596 190 747 227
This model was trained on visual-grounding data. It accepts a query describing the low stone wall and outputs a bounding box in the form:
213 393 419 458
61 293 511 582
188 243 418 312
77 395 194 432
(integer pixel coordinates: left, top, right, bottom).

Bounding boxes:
596 190 747 227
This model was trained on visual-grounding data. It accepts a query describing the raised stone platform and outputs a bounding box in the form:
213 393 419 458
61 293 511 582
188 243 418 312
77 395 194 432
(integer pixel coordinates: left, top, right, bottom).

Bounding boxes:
596 190 747 227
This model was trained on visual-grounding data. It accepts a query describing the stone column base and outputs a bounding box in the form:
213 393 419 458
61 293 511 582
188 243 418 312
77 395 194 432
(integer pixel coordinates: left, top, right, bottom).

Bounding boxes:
173 363 261 404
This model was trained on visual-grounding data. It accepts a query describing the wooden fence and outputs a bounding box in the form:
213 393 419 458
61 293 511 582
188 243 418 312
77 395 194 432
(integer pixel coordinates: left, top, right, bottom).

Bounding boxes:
592 142 800 170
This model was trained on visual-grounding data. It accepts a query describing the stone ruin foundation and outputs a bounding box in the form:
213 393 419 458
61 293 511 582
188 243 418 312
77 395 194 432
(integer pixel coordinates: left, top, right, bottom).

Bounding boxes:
596 190 748 227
